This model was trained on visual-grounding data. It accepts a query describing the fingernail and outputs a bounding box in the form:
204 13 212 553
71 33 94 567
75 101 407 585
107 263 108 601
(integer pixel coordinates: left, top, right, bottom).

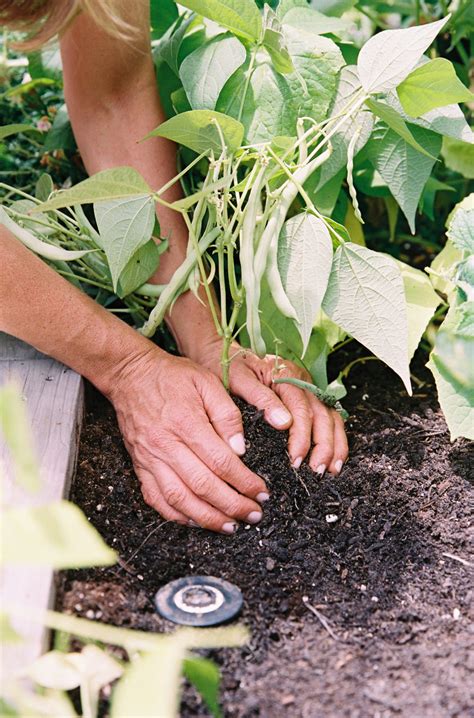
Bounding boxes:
229 432 246 456
315 464 326 476
269 408 291 428
222 522 238 535
188 520 200 528
257 492 270 504
334 459 344 474
246 511 262 524
292 456 303 469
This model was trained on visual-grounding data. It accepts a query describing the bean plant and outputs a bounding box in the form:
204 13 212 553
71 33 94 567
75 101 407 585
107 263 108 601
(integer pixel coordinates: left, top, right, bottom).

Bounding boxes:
1 0 473 438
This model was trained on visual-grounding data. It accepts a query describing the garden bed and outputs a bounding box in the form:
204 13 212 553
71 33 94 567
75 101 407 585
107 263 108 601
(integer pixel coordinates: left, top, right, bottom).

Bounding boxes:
57 351 473 718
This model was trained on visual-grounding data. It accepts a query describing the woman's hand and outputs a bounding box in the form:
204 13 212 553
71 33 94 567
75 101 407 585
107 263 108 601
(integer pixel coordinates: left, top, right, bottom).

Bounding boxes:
108 347 270 533
196 340 349 476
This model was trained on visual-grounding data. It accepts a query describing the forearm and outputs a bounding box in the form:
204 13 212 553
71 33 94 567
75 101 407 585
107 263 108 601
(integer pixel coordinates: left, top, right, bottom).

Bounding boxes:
60 12 219 361
0 228 158 396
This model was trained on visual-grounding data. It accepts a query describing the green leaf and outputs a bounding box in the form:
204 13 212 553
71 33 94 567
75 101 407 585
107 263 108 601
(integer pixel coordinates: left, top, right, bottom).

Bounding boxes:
262 5 294 74
428 301 474 440
184 657 221 718
283 6 349 36
44 105 76 152
0 123 37 140
365 99 438 158
442 137 474 179
150 0 179 39
427 239 463 298
277 0 307 18
446 193 474 253
34 167 154 213
367 124 441 233
278 214 333 354
146 109 244 154
305 167 345 216
397 58 473 118
217 31 343 142
385 89 474 144
94 195 156 291
177 0 262 42
0 612 23 644
395 259 441 359
154 14 194 75
357 16 449 93
111 640 185 718
428 350 474 440
0 383 40 492
180 35 246 110
309 0 355 16
322 243 411 392
35 173 54 202
116 240 160 298
1 500 117 568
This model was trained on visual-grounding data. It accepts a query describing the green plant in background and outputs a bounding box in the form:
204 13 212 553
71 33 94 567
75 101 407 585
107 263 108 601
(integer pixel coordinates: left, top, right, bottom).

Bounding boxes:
1 0 473 438
0 383 247 717
426 193 474 440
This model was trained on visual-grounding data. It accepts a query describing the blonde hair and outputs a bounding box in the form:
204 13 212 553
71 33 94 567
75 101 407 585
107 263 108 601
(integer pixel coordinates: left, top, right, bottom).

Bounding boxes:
0 0 136 49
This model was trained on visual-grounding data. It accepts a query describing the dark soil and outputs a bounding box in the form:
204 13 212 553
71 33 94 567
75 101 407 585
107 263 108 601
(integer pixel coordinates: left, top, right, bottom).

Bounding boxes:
57 353 474 718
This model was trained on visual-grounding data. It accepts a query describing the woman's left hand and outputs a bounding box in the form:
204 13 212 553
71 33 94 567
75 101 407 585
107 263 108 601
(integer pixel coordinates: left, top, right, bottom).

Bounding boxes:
196 340 349 476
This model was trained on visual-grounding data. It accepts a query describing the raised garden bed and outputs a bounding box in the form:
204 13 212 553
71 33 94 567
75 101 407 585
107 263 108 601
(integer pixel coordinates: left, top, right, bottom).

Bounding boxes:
57 351 473 717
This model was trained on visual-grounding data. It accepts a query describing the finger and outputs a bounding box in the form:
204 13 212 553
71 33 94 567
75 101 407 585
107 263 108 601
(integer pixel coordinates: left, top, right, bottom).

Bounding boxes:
170 443 263 524
308 399 336 476
327 412 349 476
197 373 246 456
135 466 189 525
230 369 293 430
151 459 239 535
272 381 312 467
182 419 269 503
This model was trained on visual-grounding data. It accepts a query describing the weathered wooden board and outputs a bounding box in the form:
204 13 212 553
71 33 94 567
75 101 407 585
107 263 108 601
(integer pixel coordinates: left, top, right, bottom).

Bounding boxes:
0 332 84 684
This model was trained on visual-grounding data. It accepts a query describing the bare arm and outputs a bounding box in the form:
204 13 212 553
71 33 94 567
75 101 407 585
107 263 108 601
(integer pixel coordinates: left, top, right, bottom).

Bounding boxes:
59 1 217 360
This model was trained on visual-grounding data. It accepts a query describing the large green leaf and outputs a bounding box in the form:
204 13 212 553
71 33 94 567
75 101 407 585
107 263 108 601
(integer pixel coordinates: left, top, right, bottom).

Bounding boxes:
145 110 244 154
385 90 473 144
396 259 441 359
217 30 343 142
446 193 474 253
177 0 262 42
150 0 179 39
283 6 349 36
0 384 40 492
428 301 474 440
94 195 156 291
442 137 474 179
397 58 473 118
34 168 154 213
262 5 294 74
1 500 116 568
322 242 411 391
116 240 160 298
278 213 333 354
180 35 246 110
357 16 449 93
310 0 355 15
367 123 441 233
365 99 438 158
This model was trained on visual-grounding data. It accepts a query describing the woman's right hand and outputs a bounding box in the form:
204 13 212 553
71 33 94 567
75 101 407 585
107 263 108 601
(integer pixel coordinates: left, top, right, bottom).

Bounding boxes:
108 347 270 534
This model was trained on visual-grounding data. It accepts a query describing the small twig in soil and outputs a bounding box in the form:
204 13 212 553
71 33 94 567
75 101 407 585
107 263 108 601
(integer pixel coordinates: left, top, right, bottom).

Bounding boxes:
302 596 339 641
442 552 473 568
120 520 172 568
